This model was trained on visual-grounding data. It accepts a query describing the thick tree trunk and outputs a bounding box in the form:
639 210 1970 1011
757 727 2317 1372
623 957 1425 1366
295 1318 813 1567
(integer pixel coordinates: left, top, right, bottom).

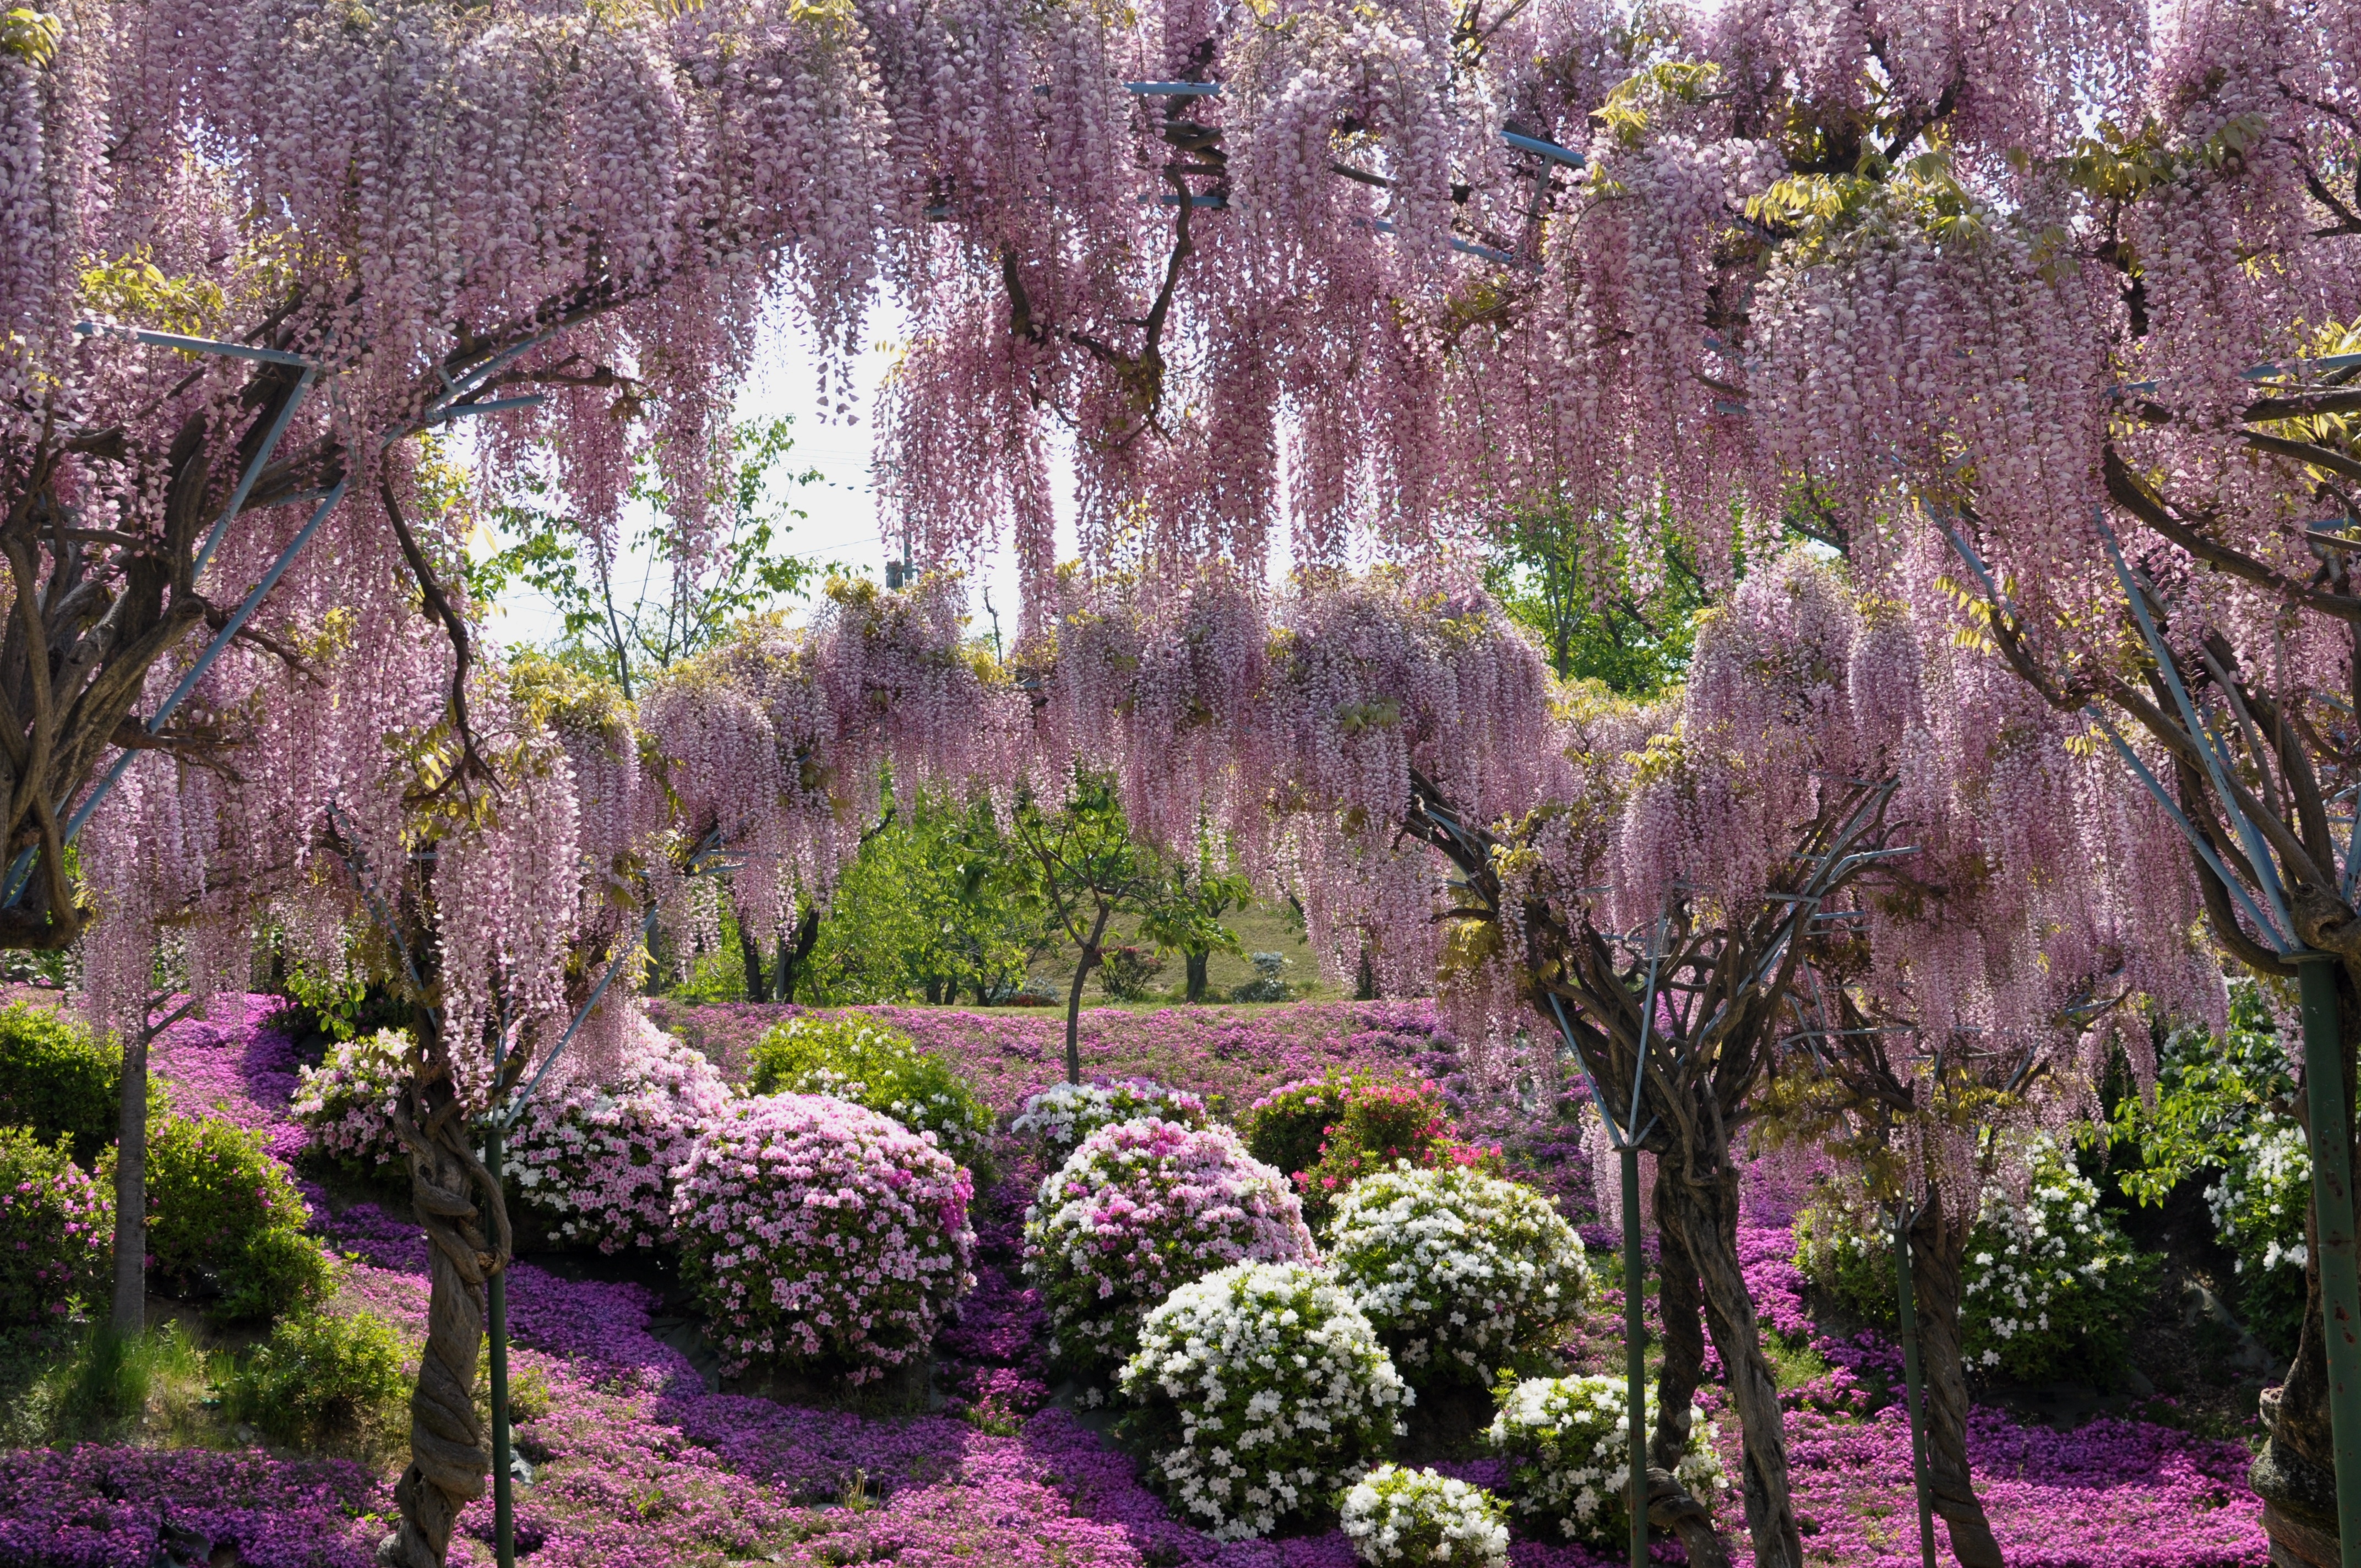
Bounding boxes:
109 1029 148 1338
1651 1161 1735 1568
1064 903 1111 1085
774 906 820 1003
1660 1159 1804 1568
381 1086 509 1568
1910 1191 2005 1568
1184 949 1209 1004
736 917 767 1002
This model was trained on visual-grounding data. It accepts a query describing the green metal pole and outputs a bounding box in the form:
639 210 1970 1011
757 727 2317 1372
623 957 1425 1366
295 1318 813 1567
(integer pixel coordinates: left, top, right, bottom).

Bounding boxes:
1622 1143 1647 1568
2295 953 2361 1568
1893 1206 1936 1568
486 1126 515 1568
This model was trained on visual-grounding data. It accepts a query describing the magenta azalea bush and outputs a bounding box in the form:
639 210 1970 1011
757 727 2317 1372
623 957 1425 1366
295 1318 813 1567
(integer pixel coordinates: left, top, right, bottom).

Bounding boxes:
509 1022 733 1253
1011 1077 1210 1162
671 1092 976 1382
0 1125 109 1324
1023 1117 1315 1381
289 1028 410 1168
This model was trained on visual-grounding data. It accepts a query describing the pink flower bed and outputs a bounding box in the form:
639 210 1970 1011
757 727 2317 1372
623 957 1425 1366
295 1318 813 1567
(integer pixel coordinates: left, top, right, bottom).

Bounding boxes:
0 993 2267 1568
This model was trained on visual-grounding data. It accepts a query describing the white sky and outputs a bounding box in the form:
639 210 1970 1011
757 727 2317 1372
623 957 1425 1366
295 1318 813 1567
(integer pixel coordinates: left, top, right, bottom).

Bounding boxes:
475 302 1068 657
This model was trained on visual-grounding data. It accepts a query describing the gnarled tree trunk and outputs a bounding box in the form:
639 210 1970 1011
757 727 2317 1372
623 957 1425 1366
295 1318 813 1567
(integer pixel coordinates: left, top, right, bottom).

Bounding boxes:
1660 1157 1804 1568
382 1074 510 1568
110 1027 149 1339
1910 1191 2005 1568
1651 1160 1734 1568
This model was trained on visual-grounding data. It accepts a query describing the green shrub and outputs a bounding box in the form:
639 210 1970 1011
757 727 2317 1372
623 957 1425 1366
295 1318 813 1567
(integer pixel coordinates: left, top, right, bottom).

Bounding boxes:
0 1003 125 1165
748 1015 994 1175
1244 1071 1377 1179
123 1115 328 1323
0 1125 110 1325
227 1309 409 1445
1796 1140 2155 1385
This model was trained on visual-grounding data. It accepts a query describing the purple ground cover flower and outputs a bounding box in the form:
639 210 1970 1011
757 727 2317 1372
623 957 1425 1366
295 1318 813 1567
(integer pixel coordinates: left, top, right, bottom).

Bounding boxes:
0 993 2267 1568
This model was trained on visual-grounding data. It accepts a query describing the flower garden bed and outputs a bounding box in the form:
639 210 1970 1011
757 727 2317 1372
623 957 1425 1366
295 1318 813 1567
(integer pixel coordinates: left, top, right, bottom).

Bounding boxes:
0 993 2267 1566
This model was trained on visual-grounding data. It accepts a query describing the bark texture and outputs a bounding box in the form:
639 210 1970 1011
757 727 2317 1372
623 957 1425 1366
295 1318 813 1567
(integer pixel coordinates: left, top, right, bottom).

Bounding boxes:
109 1031 148 1338
1909 1192 2005 1568
1661 1160 1804 1568
380 1084 510 1568
1651 1161 1735 1568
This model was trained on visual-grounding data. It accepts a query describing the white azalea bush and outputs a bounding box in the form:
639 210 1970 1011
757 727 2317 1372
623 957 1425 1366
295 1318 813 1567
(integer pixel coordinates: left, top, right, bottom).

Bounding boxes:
1118 1260 1410 1540
672 1092 977 1382
1795 1139 2151 1383
1328 1166 1591 1387
508 1023 735 1252
2208 1119 2311 1349
1024 1117 1314 1380
1011 1077 1209 1161
290 1028 411 1168
1341 1464 1510 1567
1486 1374 1724 1547
749 1014 995 1174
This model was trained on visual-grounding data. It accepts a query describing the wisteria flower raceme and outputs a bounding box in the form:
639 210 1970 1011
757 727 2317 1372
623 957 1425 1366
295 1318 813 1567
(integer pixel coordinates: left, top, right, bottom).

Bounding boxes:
1486 1374 1726 1547
1023 1117 1313 1382
1340 1463 1511 1567
671 1092 976 1382
509 1019 735 1253
1118 1259 1411 1541
1326 1164 1590 1386
1010 1078 1210 1162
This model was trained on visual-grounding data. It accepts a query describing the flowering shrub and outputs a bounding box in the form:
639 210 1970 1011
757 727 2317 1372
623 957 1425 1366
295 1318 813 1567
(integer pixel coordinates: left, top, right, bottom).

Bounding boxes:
1486 1374 1725 1547
1327 1165 1591 1386
2208 1119 2310 1352
1796 1141 2152 1384
1023 1117 1314 1380
0 1126 109 1324
1010 1077 1208 1162
509 1023 733 1253
1340 1464 1510 1567
128 1115 329 1324
289 1028 411 1169
749 1014 994 1174
1117 1260 1410 1540
1245 1071 1381 1178
0 1002 127 1164
672 1092 976 1382
1294 1079 1499 1227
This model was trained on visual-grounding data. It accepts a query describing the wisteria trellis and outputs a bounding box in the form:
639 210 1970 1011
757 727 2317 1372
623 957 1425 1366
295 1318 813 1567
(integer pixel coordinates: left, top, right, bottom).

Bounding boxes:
11 0 2361 1562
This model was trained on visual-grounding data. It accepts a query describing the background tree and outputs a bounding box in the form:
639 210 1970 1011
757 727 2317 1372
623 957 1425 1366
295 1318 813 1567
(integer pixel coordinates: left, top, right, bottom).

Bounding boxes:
1484 509 1709 697
1013 770 1165 1081
1135 831 1251 1003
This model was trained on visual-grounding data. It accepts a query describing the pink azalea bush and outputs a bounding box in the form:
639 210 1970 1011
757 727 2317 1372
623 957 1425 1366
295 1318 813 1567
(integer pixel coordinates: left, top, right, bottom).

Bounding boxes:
289 1028 410 1168
0 1125 110 1324
509 1020 735 1253
1023 1117 1315 1381
671 1092 976 1382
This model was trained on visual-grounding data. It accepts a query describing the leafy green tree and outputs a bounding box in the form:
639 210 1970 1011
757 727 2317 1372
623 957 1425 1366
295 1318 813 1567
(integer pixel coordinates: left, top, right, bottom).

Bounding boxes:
467 416 819 698
1135 833 1251 1003
1484 508 1710 699
1012 771 1166 1082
